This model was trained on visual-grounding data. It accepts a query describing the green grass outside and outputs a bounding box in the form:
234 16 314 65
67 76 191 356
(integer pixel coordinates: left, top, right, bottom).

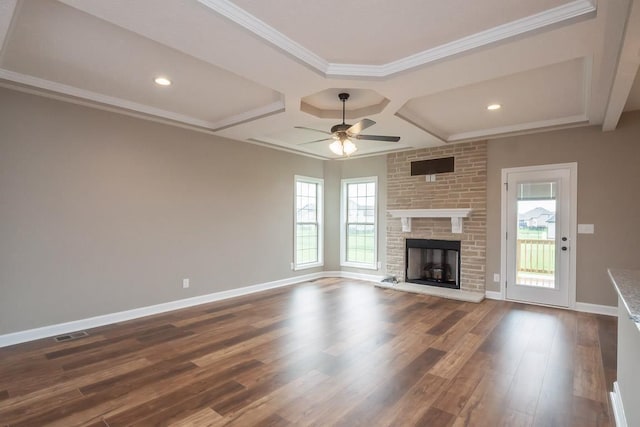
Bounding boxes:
346 230 375 264
296 225 376 265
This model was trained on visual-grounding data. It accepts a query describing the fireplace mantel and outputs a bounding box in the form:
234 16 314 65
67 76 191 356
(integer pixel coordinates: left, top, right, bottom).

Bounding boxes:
387 208 473 233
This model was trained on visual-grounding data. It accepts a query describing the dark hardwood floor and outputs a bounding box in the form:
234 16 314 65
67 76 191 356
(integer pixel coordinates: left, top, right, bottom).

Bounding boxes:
0 278 617 426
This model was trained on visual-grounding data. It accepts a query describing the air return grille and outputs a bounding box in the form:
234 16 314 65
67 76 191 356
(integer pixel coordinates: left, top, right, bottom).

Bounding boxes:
54 331 89 342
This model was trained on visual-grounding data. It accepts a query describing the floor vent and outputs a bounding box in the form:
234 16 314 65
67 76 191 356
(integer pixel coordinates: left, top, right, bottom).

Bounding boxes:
54 331 89 342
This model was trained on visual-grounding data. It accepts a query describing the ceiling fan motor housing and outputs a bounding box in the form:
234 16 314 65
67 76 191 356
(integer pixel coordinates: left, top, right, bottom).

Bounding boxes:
330 123 351 134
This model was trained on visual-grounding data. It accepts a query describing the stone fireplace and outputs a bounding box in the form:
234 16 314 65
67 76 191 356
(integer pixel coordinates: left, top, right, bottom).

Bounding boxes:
385 141 487 297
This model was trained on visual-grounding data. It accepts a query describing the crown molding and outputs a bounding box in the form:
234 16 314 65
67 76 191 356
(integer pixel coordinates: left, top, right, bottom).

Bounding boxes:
209 100 285 131
300 98 390 120
394 110 448 144
247 137 331 160
0 68 216 127
197 0 329 73
0 68 284 132
447 114 589 142
448 57 592 142
376 0 596 78
198 0 596 78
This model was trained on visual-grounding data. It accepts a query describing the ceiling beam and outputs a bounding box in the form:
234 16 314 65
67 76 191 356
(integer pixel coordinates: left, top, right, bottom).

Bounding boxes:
603 0 640 131
0 0 18 57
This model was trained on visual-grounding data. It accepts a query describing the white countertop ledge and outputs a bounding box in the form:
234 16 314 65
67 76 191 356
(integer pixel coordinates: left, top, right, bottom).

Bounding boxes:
387 209 473 233
609 268 640 331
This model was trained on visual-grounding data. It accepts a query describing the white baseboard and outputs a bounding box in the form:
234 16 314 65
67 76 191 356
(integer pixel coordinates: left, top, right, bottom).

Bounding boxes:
575 302 617 317
611 381 628 427
485 290 504 300
0 272 619 348
485 292 616 315
0 272 325 348
329 270 387 283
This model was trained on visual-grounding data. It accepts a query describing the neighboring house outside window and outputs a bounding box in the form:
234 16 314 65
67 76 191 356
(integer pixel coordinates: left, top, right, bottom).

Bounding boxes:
341 177 378 269
294 176 323 270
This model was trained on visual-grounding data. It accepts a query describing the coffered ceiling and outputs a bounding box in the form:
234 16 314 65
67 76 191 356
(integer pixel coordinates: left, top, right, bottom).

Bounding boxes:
0 0 639 159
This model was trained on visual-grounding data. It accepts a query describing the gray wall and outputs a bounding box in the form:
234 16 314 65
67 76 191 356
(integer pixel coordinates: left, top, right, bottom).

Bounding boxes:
323 156 387 274
0 88 324 334
5 81 637 335
486 111 640 306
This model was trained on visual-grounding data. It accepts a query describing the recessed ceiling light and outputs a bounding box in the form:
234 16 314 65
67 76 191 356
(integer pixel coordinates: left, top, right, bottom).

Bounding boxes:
487 103 501 111
154 77 172 86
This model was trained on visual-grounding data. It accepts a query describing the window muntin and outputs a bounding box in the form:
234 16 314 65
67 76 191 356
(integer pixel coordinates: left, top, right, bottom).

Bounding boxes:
342 178 377 269
295 176 323 269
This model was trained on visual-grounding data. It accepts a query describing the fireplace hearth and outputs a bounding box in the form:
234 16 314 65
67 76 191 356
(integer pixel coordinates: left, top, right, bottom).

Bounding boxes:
405 238 461 289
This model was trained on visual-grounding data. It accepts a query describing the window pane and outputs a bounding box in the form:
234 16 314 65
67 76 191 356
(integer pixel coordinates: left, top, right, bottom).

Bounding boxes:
343 180 376 267
296 224 318 264
367 182 375 196
295 178 321 268
516 182 556 289
346 224 374 263
296 183 318 223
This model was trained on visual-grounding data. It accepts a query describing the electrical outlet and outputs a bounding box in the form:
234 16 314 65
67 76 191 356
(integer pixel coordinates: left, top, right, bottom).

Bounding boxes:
182 278 190 289
493 273 500 283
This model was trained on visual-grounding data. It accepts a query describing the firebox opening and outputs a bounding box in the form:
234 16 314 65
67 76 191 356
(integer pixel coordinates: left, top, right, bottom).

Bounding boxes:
405 238 461 289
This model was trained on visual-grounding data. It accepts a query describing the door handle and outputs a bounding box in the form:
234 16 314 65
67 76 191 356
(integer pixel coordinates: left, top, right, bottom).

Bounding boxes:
561 246 568 251
562 237 567 241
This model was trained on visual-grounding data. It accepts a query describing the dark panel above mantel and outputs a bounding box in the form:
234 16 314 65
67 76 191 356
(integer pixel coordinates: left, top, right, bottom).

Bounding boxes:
410 157 455 176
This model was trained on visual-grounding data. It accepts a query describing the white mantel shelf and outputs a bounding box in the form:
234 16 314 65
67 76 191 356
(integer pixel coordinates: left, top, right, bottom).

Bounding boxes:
387 208 473 233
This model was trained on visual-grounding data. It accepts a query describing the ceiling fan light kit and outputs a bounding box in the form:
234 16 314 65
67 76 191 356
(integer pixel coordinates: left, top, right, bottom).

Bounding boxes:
329 138 358 156
329 140 344 155
343 139 357 155
296 92 400 157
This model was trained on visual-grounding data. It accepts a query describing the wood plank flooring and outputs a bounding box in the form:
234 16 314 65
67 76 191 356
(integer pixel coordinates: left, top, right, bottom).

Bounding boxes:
0 278 617 426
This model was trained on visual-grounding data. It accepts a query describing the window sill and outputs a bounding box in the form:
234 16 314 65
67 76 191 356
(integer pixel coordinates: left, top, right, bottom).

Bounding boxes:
294 262 323 271
341 261 378 270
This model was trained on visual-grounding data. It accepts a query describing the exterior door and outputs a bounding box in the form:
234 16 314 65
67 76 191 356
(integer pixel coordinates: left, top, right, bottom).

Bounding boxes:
504 164 576 307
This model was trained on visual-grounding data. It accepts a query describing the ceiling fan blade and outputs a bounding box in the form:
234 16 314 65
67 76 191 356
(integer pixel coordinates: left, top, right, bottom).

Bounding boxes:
298 137 332 145
294 126 332 135
347 119 376 135
354 134 401 142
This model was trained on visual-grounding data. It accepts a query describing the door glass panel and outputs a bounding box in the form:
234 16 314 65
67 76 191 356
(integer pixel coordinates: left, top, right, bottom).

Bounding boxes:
515 181 557 289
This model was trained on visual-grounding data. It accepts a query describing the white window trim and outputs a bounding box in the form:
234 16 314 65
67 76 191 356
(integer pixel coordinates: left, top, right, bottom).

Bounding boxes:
294 175 324 270
340 176 378 270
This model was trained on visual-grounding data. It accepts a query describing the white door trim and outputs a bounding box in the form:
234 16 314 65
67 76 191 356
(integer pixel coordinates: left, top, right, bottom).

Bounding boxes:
500 162 577 309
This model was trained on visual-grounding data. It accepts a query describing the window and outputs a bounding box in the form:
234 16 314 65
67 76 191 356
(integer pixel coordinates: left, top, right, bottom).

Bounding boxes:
341 177 378 269
294 176 323 269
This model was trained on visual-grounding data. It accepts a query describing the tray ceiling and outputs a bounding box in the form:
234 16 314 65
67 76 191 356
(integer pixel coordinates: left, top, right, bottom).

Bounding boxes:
0 0 638 159
232 0 576 65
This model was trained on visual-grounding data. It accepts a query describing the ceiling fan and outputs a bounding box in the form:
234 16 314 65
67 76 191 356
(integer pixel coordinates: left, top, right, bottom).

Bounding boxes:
296 92 400 156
